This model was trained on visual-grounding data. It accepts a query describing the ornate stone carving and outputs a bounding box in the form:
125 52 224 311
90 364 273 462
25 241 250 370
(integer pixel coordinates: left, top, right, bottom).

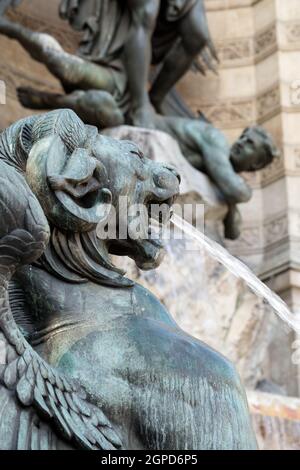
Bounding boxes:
235 226 262 249
216 37 253 64
254 24 277 59
211 21 299 69
257 86 281 122
264 215 289 246
200 99 255 127
285 22 300 44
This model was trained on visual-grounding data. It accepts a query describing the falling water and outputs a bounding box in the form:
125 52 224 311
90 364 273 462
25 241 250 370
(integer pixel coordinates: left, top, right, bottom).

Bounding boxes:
171 214 300 334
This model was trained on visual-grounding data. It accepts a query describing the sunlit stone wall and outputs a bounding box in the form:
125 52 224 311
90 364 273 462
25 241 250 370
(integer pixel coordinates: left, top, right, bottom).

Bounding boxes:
178 0 300 317
179 0 300 396
0 0 77 128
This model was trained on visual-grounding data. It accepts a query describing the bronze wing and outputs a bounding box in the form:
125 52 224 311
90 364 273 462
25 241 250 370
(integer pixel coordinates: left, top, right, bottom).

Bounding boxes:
0 117 122 451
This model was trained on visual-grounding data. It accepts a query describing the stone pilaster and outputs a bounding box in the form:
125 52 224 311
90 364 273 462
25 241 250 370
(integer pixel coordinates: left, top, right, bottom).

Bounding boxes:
179 0 300 310
177 0 300 395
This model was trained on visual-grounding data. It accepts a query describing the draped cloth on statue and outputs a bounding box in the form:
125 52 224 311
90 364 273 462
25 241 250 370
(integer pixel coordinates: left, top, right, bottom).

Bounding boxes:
59 0 131 67
152 0 198 64
59 0 131 107
59 0 198 112
164 0 197 22
59 0 198 65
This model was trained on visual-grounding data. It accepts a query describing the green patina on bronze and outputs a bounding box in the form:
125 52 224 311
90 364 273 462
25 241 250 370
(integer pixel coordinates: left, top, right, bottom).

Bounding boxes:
0 109 257 450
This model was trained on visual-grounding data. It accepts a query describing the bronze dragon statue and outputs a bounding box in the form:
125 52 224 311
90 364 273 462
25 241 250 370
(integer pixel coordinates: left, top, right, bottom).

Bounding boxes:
0 109 257 450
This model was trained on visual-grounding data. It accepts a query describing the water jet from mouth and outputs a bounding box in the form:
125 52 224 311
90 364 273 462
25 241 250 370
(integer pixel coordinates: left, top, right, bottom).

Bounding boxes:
171 214 300 334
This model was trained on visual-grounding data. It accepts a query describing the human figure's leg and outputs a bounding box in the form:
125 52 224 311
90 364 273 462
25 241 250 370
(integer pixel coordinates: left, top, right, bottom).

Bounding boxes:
17 87 67 110
18 88 124 128
124 0 160 127
0 17 115 93
150 1 209 110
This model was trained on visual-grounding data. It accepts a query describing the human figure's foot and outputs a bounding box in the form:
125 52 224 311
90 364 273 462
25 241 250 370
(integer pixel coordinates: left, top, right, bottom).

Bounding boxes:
149 94 163 115
129 103 156 129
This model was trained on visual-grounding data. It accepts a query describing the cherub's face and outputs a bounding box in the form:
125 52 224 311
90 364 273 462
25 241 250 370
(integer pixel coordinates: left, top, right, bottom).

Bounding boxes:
230 129 272 173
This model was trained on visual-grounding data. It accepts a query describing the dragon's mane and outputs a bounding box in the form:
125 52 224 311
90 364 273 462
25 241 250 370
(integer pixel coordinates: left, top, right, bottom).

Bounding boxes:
0 109 132 288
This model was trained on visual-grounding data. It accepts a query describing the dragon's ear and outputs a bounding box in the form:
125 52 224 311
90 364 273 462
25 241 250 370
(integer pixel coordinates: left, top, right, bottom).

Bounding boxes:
47 137 113 227
0 114 37 170
27 133 112 232
16 121 34 161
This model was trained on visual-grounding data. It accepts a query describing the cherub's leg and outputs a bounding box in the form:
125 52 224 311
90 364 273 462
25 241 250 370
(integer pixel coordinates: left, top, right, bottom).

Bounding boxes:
17 87 65 110
18 88 124 128
0 17 115 93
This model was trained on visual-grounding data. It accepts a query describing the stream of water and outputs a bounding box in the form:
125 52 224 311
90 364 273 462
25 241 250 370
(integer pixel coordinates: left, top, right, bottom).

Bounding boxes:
171 214 300 334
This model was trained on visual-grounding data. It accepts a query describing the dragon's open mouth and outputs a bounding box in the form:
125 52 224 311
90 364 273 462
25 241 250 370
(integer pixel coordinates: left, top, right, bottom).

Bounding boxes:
108 194 176 270
145 196 175 242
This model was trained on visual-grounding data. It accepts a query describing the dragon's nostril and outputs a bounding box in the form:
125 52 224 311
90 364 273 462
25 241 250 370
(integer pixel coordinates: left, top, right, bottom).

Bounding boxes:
153 167 181 190
166 165 181 185
175 171 181 184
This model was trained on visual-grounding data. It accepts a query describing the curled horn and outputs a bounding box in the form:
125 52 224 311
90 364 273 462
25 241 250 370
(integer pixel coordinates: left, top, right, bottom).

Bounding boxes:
0 114 38 171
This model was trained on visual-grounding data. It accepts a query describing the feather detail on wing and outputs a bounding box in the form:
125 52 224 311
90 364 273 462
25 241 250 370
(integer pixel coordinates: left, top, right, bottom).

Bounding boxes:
0 338 71 450
0 115 123 450
0 229 123 450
